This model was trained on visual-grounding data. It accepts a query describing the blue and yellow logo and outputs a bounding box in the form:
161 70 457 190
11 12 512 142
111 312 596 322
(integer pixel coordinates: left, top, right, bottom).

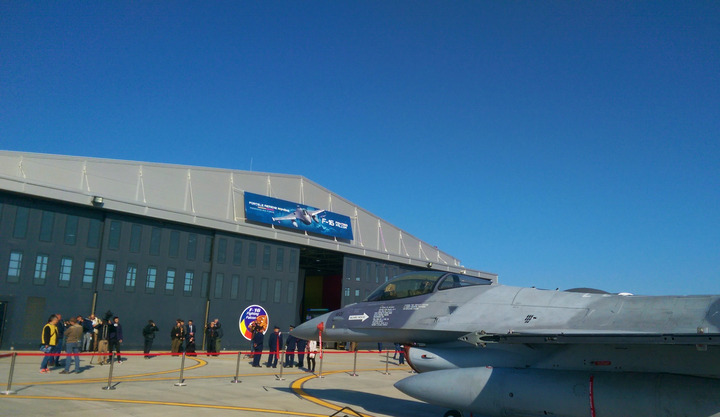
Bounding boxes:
239 305 269 340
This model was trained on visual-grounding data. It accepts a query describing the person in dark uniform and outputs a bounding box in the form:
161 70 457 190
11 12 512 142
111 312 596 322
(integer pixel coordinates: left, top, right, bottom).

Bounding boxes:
296 337 307 368
251 326 264 367
267 326 283 368
213 318 223 353
284 325 297 367
185 335 197 356
142 320 159 358
206 321 218 356
108 316 124 363
214 323 223 356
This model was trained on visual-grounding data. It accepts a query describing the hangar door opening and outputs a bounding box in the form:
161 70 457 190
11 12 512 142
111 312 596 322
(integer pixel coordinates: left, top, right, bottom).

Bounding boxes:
298 247 343 322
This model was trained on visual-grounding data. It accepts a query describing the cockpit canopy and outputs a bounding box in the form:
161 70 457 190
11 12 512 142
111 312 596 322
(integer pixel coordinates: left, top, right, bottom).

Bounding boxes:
364 271 492 302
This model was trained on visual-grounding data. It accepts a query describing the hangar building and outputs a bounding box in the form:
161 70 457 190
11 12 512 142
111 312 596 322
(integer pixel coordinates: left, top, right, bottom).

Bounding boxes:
0 151 496 350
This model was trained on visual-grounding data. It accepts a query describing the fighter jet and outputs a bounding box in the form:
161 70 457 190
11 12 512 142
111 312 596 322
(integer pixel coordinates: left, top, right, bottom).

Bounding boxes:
272 207 324 228
292 271 720 417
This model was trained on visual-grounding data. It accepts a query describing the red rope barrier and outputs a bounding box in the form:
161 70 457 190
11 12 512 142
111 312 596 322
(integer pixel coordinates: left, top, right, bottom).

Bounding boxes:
6 349 394 357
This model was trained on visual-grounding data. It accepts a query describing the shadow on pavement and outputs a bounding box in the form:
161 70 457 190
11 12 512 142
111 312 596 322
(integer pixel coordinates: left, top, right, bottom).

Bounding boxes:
274 387 447 417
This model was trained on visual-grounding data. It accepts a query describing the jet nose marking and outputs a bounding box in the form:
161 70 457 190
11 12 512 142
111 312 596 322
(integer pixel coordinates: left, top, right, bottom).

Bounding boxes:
292 314 330 340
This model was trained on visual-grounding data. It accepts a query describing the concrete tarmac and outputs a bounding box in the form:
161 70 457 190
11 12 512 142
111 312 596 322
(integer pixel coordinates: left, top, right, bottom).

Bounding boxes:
0 350 447 417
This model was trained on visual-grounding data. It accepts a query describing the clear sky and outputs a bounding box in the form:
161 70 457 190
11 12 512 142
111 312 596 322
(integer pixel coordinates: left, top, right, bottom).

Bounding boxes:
2 2 718 295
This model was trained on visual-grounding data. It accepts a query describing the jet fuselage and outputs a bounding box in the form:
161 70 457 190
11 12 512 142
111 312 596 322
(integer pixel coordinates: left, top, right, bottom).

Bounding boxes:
292 271 720 417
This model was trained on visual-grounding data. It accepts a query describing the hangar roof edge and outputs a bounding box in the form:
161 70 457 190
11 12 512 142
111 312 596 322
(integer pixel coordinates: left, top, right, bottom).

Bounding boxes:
0 150 497 280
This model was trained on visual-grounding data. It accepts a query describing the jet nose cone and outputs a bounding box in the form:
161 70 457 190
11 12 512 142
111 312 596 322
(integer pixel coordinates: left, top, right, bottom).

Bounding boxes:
394 373 432 399
291 313 330 340
396 368 495 413
393 376 413 396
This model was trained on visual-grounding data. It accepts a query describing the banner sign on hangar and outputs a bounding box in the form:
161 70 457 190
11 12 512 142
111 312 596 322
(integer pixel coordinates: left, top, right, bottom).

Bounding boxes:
244 192 353 240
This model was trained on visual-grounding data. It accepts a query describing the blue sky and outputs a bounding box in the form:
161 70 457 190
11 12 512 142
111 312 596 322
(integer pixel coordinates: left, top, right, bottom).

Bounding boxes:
2 2 718 295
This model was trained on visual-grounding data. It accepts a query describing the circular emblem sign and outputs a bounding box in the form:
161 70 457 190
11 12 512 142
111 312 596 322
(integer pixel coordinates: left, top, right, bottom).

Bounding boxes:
239 305 269 340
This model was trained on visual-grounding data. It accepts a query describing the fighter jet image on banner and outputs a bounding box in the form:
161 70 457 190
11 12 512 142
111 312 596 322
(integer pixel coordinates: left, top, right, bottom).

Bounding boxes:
292 271 720 417
244 192 354 240
272 207 325 228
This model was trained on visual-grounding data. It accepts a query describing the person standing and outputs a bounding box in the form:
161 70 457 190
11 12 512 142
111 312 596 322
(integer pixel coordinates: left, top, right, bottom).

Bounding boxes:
267 326 283 368
75 316 84 349
186 320 197 353
178 319 186 352
296 337 307 368
251 326 264 367
61 317 82 374
39 315 59 373
284 326 297 367
96 319 110 365
213 318 222 352
142 320 159 358
108 316 123 363
306 339 317 373
91 314 101 351
186 335 197 356
170 320 183 355
205 321 218 356
51 313 65 368
81 314 96 352
186 320 197 340
214 322 223 356
77 316 87 351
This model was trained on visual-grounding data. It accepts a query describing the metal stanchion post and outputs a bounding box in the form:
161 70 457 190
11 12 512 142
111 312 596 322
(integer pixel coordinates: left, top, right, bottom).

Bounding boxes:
231 351 242 383
318 351 324 379
350 349 358 376
1 352 18 395
276 350 285 381
383 350 390 375
317 322 324 379
174 351 187 386
102 352 116 390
